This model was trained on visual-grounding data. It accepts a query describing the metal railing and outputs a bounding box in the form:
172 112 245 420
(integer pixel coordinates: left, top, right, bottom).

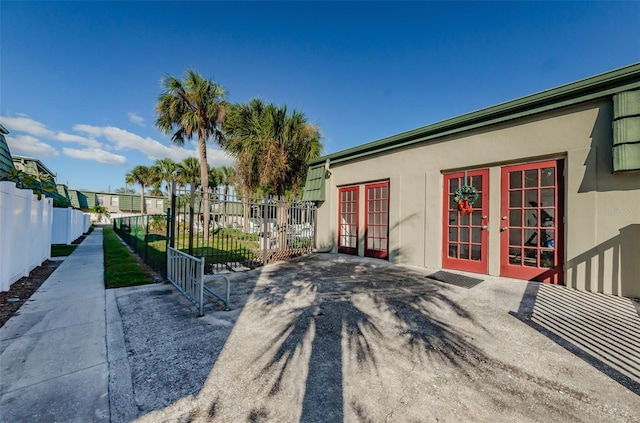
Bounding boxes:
167 246 230 316
167 246 205 315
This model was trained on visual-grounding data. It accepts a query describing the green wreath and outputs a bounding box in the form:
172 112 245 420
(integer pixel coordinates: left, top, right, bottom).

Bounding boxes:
453 185 479 205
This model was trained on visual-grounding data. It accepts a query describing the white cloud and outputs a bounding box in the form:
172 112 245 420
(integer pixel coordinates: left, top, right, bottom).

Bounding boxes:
0 115 100 147
128 112 146 127
6 135 59 158
0 113 234 168
0 116 53 138
54 132 101 148
73 124 233 166
62 147 128 165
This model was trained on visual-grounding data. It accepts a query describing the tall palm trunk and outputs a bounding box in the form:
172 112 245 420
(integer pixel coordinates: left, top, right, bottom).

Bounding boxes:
198 131 210 239
277 195 289 250
141 184 146 215
188 182 195 255
242 187 250 233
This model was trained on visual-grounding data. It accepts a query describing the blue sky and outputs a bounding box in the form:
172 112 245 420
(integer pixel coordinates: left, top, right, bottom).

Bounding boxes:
1 1 639 193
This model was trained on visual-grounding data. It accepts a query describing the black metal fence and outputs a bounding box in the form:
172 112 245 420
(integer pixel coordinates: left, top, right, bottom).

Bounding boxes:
112 188 317 276
112 214 169 277
169 187 317 273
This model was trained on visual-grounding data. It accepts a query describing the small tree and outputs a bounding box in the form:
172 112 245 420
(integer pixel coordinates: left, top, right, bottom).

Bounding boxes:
90 204 110 223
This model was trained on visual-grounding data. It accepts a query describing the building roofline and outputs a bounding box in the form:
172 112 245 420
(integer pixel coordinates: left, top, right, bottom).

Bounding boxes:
12 155 58 179
311 62 640 166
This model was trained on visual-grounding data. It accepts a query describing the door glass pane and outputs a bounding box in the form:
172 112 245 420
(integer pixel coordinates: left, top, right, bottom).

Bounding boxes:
471 245 481 261
524 209 538 227
540 188 555 207
450 195 458 210
524 249 538 267
509 209 522 227
448 244 458 258
509 248 522 265
474 195 482 208
449 211 458 225
540 209 555 227
472 213 482 226
541 168 555 187
509 191 522 207
367 238 374 249
460 214 470 226
449 228 458 242
541 229 555 248
450 178 459 193
540 250 554 268
524 229 537 246
471 227 481 243
472 175 483 190
509 171 522 189
509 229 522 246
381 239 387 251
524 189 538 207
524 169 538 188
460 227 469 242
460 244 469 259
382 186 388 198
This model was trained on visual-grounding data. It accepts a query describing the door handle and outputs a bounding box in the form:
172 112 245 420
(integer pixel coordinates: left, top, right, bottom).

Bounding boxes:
481 225 488 230
500 227 507 232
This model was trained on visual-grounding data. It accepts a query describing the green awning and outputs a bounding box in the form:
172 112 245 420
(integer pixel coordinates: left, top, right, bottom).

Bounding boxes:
302 164 326 202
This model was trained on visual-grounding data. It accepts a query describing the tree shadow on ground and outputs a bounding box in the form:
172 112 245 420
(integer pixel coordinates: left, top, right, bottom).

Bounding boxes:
132 254 640 423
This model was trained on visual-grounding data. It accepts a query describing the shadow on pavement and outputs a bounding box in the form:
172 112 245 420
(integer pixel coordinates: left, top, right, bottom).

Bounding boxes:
511 282 640 395
128 254 640 422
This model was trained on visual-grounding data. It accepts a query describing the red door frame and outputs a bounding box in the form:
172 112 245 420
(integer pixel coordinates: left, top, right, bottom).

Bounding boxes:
500 159 564 283
364 181 389 259
338 186 359 255
442 169 490 274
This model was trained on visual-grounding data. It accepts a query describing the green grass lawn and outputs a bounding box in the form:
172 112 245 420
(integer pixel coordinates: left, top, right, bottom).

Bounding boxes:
51 244 78 257
103 226 152 288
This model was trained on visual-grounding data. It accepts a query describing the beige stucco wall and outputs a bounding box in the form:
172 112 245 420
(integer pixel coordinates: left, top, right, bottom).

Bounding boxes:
316 99 640 298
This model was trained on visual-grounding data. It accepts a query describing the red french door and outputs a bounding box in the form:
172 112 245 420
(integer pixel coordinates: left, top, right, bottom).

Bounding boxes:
365 182 389 259
442 170 489 274
500 160 564 283
338 186 359 255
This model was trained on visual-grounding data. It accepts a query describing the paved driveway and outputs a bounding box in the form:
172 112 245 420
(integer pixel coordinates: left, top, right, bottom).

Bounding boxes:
108 254 640 422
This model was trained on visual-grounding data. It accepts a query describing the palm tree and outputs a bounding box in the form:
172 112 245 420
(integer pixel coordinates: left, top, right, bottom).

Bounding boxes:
179 157 202 252
217 165 235 227
155 70 227 239
125 165 156 215
152 157 178 196
223 99 322 197
223 98 323 242
90 204 110 224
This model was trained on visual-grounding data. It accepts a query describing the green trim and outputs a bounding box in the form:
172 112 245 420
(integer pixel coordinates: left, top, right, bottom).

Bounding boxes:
311 63 640 166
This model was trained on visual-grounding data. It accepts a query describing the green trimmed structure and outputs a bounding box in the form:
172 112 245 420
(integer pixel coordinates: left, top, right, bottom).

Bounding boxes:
307 63 640 298
0 125 14 176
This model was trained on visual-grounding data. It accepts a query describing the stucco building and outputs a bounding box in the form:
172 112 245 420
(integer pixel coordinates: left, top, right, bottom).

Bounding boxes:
305 63 640 298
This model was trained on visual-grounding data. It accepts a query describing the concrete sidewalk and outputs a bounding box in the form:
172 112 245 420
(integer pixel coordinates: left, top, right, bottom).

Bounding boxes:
0 228 108 422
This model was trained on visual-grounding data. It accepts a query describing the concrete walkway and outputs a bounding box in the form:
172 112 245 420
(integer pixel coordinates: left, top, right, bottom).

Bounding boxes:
0 228 108 422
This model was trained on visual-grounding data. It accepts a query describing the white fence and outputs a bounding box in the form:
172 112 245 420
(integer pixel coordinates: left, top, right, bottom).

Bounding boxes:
0 182 53 292
52 208 90 244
